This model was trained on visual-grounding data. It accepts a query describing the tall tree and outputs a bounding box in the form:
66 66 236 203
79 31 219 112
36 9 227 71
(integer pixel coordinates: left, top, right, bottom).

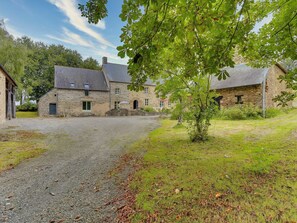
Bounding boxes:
240 0 297 105
80 0 261 141
0 29 27 100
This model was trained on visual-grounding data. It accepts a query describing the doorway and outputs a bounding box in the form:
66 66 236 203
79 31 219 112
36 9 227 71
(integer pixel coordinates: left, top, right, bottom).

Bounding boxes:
133 100 138 109
49 103 57 115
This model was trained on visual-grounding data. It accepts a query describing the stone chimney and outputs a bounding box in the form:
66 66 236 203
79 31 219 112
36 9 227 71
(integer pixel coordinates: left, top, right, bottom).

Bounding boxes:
102 56 108 65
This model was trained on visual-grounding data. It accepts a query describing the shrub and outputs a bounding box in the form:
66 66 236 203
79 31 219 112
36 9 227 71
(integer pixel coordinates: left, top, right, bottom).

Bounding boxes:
143 106 156 113
17 102 37 112
215 104 262 120
265 108 283 118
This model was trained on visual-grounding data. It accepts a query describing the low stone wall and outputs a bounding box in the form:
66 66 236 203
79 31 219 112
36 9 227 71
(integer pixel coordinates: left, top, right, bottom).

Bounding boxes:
105 109 159 117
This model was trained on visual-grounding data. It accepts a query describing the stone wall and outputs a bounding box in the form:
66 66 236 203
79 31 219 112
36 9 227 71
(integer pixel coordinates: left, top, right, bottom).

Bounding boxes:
38 89 110 117
265 65 292 108
109 82 171 111
215 85 263 108
0 70 6 123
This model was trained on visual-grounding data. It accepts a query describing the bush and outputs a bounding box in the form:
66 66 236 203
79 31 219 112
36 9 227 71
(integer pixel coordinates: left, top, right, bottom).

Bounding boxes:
143 106 156 113
17 102 37 112
215 104 262 120
265 108 283 118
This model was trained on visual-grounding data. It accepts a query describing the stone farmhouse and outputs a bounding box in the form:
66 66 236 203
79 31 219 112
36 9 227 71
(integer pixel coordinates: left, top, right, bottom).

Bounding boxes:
38 57 170 117
0 64 17 123
211 63 290 113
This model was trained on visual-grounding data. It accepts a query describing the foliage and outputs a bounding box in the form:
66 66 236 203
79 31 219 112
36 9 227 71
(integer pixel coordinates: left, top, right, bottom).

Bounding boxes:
0 29 28 100
80 0 264 142
143 106 156 113
127 110 297 222
265 107 284 118
215 104 262 120
16 102 37 112
240 0 297 104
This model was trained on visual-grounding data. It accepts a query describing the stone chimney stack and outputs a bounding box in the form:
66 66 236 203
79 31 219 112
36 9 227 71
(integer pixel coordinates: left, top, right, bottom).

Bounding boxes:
102 56 108 65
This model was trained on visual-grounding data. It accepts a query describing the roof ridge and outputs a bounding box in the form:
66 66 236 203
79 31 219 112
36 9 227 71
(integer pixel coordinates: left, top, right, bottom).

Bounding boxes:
55 65 101 72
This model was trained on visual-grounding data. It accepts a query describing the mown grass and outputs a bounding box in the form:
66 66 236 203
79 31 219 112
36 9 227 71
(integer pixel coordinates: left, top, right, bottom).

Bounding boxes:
129 110 297 222
0 130 46 171
16 111 38 118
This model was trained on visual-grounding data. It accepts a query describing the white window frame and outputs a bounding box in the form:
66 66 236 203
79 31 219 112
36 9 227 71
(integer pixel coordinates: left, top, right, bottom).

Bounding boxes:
83 101 91 111
144 87 149 94
145 99 149 106
160 101 164 108
115 88 120 95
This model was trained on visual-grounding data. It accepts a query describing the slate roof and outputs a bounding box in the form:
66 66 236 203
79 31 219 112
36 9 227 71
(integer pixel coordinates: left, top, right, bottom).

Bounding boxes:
0 64 17 86
54 66 109 91
211 64 269 90
102 63 155 86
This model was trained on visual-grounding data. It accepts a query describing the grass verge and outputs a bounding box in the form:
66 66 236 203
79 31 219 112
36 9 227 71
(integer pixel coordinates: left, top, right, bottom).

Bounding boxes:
0 130 46 172
16 111 38 118
127 110 297 222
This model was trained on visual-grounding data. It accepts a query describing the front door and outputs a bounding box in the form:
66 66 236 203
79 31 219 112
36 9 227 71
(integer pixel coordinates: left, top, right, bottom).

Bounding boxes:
49 103 57 115
133 100 138 109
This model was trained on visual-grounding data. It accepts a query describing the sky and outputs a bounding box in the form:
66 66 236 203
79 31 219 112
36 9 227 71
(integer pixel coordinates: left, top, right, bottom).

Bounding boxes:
0 0 127 64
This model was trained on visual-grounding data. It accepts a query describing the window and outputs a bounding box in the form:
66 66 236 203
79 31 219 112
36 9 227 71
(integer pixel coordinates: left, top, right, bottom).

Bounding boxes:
145 99 149 106
235 95 243 104
83 101 91 111
115 88 120 95
84 84 90 89
168 100 171 107
114 101 120 109
144 87 149 94
70 83 75 88
85 90 89 96
160 101 164 108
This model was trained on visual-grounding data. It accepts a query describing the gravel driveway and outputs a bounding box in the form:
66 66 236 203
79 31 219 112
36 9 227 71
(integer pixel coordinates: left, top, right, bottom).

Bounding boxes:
0 116 159 223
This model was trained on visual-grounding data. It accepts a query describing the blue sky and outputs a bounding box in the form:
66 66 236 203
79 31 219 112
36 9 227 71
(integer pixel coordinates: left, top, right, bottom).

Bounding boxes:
0 0 127 64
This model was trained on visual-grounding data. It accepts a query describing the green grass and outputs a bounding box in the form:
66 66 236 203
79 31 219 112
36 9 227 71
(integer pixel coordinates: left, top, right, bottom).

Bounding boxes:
0 130 46 171
129 110 297 222
16 111 38 118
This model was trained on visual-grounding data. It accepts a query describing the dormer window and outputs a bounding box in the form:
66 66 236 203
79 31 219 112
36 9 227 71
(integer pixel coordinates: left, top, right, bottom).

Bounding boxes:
84 84 90 89
70 83 75 88
84 84 90 96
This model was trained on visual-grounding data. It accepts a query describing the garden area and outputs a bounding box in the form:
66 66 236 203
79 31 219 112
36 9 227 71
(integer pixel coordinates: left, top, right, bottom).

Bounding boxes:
126 109 297 222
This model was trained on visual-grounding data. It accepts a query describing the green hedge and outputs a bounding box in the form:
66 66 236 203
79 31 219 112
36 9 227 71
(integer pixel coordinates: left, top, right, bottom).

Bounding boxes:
17 102 37 112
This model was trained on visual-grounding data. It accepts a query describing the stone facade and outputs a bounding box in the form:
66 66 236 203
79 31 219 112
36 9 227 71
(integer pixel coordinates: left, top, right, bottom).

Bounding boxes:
0 66 17 123
109 82 168 111
216 85 262 108
215 65 290 109
0 69 6 123
38 89 110 117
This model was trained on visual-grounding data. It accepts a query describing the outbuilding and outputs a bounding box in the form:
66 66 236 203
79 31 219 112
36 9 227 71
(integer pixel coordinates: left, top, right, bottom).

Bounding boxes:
0 64 17 123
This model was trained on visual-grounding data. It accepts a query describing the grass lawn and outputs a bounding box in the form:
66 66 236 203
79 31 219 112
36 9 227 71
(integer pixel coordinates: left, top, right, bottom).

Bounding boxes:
128 110 297 222
16 111 38 118
0 130 46 172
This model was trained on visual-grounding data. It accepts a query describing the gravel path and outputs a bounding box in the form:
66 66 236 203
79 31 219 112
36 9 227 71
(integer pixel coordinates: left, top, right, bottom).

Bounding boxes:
0 116 159 223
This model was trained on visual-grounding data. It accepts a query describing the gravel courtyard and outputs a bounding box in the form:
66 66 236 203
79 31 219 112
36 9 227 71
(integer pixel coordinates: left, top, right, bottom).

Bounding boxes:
0 116 159 223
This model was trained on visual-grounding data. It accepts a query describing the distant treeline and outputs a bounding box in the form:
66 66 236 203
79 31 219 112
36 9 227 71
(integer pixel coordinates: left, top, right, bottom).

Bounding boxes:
0 28 100 103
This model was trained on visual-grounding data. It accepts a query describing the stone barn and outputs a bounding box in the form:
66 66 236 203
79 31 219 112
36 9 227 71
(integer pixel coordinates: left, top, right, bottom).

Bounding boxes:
211 63 290 113
0 64 17 123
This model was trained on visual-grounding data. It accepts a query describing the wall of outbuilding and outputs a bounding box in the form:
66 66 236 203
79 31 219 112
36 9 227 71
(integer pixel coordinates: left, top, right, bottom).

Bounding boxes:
0 69 6 123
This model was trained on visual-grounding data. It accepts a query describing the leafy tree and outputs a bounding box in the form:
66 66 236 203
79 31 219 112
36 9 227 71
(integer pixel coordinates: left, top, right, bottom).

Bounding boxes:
82 57 101 70
240 0 297 105
0 29 27 100
80 0 260 141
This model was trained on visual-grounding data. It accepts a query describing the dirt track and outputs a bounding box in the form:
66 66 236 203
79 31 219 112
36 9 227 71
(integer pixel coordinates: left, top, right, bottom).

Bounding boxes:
0 116 159 223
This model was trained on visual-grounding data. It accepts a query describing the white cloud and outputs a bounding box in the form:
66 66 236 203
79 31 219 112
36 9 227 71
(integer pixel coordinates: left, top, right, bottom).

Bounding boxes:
48 0 114 48
47 27 94 47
